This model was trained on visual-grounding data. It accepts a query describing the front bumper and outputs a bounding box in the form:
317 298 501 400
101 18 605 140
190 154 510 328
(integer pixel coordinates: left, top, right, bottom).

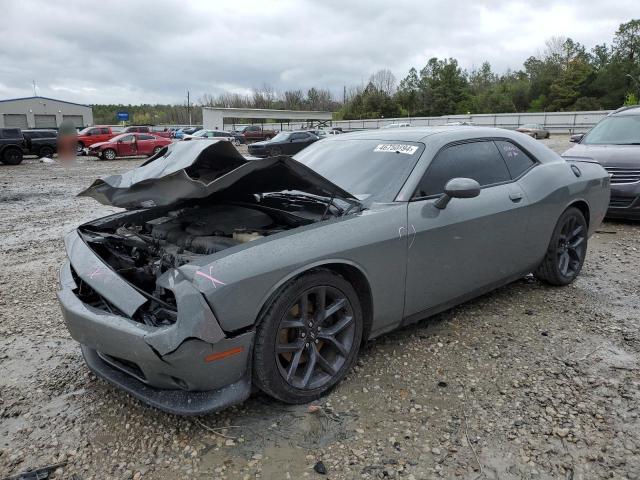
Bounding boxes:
57 235 254 415
606 183 640 220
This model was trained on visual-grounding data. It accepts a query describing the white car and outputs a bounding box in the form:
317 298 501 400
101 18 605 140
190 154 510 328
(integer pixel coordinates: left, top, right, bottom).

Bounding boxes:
381 122 411 129
183 130 241 145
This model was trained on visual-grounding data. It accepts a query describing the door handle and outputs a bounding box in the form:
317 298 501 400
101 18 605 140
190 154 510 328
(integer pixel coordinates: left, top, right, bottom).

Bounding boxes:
509 192 523 202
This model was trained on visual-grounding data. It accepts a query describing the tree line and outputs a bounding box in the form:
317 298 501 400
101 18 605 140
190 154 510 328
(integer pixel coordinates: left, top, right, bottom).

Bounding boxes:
339 19 639 120
91 19 638 125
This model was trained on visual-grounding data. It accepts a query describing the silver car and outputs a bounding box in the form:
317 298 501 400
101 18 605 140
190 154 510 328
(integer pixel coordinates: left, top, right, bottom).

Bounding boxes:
58 127 610 414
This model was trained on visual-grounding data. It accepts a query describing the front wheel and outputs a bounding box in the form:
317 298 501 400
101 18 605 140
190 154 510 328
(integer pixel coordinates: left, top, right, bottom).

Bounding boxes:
534 207 587 286
102 148 117 160
75 142 85 155
253 270 363 404
152 146 162 155
2 147 23 165
269 146 282 156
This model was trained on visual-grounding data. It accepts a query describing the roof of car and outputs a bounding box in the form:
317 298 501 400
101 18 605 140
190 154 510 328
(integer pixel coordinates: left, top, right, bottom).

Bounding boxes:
610 105 640 116
331 126 502 142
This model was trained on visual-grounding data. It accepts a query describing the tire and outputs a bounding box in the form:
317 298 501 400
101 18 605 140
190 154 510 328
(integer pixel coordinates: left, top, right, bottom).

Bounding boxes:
534 207 588 286
253 269 363 404
76 142 85 154
39 146 54 158
152 146 162 155
233 138 241 146
269 146 282 156
532 133 538 139
102 148 117 160
2 147 23 165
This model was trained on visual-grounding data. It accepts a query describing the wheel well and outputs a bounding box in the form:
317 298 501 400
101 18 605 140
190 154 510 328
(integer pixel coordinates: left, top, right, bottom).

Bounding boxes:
317 263 374 344
568 200 590 228
255 263 374 343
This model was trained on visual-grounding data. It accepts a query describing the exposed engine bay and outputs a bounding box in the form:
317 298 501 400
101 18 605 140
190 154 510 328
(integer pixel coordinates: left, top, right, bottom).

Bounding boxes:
76 201 325 326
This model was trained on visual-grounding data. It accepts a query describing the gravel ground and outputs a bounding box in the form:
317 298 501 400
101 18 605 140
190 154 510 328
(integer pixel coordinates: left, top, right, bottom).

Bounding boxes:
1 136 639 479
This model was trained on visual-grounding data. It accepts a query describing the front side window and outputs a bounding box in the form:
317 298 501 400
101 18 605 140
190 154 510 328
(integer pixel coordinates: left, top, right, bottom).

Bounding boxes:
139 134 154 140
89 128 101 135
100 128 110 134
495 141 536 178
414 141 510 198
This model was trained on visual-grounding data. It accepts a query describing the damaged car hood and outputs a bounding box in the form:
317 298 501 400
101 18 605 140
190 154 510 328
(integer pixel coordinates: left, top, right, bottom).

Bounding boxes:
78 140 360 209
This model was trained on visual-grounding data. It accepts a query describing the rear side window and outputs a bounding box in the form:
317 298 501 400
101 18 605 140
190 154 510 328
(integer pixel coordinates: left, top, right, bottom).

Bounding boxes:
495 140 535 178
139 134 154 140
414 141 510 198
1 129 22 139
100 128 110 134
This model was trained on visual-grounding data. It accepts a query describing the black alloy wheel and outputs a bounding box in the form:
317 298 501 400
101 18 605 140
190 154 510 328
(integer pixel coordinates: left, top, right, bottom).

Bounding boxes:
275 285 356 390
534 207 587 286
253 270 363 403
270 146 282 156
556 213 586 278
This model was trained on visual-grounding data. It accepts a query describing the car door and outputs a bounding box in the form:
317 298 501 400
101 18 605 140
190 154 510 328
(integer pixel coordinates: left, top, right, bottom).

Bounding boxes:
404 139 531 319
286 133 309 154
136 134 155 155
116 134 136 156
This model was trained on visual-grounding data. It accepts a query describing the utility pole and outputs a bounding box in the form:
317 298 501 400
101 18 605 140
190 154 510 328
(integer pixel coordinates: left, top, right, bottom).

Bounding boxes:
343 85 346 104
187 91 192 125
32 80 37 96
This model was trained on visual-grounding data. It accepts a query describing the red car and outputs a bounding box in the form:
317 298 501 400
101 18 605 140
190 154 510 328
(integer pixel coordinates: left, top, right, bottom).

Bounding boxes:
87 133 172 160
76 126 119 154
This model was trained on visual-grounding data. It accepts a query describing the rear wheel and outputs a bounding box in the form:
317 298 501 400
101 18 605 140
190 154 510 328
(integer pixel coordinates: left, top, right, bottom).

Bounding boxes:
253 270 363 404
39 146 54 158
2 147 23 165
76 142 85 154
102 148 117 160
534 207 587 286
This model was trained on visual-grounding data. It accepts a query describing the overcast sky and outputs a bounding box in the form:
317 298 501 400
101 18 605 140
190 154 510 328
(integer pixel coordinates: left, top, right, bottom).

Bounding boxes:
0 0 636 105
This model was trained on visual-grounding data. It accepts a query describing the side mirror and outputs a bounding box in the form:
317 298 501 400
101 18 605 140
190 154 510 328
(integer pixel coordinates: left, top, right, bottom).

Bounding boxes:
570 133 584 143
434 178 481 209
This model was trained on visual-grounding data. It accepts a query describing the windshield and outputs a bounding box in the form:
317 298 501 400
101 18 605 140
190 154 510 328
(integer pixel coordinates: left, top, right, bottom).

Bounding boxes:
294 139 424 203
271 132 291 142
583 116 640 145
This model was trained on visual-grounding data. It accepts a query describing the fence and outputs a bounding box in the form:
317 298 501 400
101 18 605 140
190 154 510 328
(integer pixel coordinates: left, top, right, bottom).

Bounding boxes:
223 110 611 134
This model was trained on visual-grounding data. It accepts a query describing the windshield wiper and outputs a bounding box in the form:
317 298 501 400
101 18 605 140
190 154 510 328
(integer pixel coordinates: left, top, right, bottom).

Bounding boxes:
262 191 349 217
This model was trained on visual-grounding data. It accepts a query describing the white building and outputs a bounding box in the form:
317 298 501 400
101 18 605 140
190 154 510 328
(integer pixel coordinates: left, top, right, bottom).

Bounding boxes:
0 96 93 129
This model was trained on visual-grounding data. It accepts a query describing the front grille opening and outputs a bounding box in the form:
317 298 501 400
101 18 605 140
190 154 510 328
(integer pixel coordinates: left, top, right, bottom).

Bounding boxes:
97 351 146 382
610 196 635 208
70 265 177 326
70 266 126 317
604 167 640 185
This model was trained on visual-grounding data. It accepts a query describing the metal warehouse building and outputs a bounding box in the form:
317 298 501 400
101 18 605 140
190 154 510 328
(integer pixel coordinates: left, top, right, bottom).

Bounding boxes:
0 96 93 129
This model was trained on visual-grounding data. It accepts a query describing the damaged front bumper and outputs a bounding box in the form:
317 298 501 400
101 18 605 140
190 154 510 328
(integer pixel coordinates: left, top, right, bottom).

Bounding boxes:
57 230 254 415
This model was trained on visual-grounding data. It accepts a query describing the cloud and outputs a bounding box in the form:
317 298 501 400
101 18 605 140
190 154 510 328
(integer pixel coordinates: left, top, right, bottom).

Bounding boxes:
0 0 636 104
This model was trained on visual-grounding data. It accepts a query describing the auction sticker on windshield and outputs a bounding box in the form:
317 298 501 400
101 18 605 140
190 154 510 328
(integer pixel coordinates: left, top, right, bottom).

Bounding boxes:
374 144 419 155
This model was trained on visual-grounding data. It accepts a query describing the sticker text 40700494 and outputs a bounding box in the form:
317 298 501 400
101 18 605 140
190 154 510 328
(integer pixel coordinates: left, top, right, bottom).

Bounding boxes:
373 144 419 155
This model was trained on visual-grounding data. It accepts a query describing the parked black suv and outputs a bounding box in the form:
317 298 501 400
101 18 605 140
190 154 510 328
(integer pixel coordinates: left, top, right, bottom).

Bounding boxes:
0 128 26 165
22 129 58 158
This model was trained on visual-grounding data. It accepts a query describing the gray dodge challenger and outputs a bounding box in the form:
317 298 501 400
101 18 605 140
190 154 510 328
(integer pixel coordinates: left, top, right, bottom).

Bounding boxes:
58 127 610 415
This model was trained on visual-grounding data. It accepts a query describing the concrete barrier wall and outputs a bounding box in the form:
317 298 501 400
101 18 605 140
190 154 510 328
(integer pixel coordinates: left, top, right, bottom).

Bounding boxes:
224 110 611 134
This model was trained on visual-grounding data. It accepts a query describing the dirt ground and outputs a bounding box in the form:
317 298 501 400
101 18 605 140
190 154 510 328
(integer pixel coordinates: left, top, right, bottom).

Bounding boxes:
1 136 639 480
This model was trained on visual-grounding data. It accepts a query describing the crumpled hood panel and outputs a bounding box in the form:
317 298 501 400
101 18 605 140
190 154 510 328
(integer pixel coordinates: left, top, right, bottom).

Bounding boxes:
78 140 358 209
